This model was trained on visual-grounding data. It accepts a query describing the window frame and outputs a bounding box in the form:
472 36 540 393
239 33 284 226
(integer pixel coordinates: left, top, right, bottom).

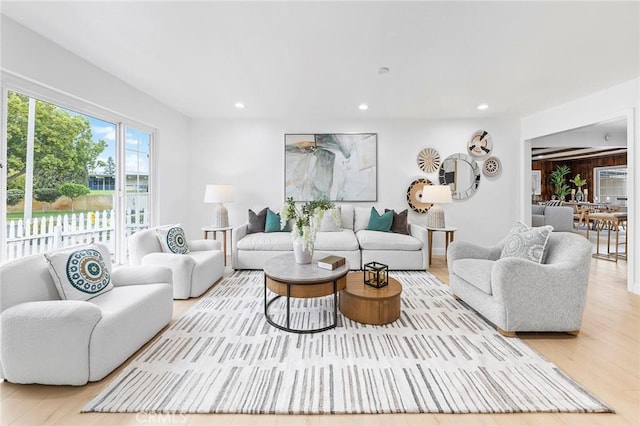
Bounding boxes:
1 73 157 264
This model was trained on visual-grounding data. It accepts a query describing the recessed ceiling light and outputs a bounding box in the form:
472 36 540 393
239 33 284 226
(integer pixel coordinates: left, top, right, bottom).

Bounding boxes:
477 103 489 111
358 103 369 111
377 67 390 74
234 102 245 109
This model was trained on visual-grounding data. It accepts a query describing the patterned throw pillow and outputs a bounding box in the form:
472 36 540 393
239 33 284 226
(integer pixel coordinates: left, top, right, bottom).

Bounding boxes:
500 224 553 264
157 225 190 254
45 245 113 301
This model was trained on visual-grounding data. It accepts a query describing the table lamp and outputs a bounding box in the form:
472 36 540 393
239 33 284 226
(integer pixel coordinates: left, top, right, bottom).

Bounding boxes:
204 184 234 228
421 185 452 228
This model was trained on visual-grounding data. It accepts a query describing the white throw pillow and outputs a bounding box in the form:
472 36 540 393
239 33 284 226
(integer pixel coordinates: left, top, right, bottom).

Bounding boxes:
354 207 371 232
500 224 553 264
157 225 190 254
319 207 342 232
45 245 113 301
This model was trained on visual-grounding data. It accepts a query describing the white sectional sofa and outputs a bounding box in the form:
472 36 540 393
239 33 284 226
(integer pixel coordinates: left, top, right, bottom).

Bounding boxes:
232 205 429 270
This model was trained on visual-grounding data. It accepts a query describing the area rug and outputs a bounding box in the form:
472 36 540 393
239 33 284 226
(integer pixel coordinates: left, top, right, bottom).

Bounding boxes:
83 271 612 414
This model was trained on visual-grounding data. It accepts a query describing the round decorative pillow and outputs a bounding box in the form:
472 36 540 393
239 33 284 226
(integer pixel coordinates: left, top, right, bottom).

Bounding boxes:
66 248 111 294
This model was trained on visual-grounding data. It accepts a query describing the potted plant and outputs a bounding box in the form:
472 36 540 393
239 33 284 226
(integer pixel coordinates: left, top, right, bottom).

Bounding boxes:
548 165 571 201
569 174 587 202
281 196 340 264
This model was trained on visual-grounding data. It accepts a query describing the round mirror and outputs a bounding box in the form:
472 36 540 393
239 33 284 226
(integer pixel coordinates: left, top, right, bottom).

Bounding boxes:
438 153 481 200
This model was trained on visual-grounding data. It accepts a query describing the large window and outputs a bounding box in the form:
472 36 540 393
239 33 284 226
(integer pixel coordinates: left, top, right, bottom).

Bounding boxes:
2 89 154 262
594 166 627 206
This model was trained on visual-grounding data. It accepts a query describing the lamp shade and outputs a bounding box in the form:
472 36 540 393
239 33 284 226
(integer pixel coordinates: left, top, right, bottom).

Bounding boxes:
204 184 234 203
421 185 452 204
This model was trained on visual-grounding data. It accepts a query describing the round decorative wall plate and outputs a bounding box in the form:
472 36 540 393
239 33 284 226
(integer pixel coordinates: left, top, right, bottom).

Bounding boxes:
417 148 441 173
483 156 502 177
406 178 433 213
467 130 493 157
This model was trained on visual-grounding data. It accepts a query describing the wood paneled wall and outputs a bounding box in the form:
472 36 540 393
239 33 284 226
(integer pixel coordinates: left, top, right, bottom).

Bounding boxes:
532 154 627 202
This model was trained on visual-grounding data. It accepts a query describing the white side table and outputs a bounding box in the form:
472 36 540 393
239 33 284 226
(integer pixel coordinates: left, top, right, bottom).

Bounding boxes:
426 226 458 266
202 225 233 266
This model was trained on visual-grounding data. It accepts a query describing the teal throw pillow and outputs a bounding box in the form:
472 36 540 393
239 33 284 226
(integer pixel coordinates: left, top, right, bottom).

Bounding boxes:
367 207 393 232
265 209 288 232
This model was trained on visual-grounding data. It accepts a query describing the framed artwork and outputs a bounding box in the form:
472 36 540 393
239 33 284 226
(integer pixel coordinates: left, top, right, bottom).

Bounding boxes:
284 133 377 201
531 170 542 195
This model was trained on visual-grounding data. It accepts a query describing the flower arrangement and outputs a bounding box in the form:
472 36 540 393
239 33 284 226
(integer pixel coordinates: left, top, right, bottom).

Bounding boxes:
280 196 340 251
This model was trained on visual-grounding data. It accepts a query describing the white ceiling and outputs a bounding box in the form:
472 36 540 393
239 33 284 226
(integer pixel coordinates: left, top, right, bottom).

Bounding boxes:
1 1 638 120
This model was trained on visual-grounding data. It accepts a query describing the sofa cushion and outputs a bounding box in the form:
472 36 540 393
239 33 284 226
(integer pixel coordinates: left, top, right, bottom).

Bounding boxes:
367 207 393 232
44 245 114 301
247 208 268 234
501 225 553 263
236 232 293 251
452 259 494 295
265 209 287 232
354 207 371 232
356 230 422 250
315 230 360 251
157 225 190 254
386 209 409 235
319 207 342 232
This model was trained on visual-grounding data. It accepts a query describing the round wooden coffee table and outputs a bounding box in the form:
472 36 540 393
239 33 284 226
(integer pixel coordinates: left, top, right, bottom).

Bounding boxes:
263 253 349 333
339 272 402 325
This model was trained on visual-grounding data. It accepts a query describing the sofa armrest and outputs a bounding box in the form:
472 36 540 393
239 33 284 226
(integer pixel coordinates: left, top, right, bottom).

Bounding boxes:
408 223 428 245
232 223 249 269
1 300 101 385
111 265 173 287
189 239 222 251
447 240 502 270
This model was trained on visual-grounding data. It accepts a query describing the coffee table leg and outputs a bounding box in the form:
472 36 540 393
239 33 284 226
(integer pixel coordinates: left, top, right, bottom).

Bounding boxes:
333 279 338 328
286 284 291 329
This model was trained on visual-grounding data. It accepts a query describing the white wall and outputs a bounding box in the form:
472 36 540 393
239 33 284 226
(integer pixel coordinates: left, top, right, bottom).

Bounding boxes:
1 16 190 228
521 78 639 295
188 117 521 255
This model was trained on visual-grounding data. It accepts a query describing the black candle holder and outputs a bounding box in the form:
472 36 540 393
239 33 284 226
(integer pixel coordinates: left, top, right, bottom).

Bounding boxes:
363 261 389 288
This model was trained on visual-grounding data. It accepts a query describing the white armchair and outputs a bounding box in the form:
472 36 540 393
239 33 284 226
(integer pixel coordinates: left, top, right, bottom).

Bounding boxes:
128 226 224 299
0 243 173 385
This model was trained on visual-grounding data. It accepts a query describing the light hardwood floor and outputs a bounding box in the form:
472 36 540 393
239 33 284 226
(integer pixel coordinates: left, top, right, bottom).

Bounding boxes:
2 256 638 426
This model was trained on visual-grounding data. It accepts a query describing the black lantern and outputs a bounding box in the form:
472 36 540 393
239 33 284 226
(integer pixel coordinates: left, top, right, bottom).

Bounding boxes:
364 262 389 288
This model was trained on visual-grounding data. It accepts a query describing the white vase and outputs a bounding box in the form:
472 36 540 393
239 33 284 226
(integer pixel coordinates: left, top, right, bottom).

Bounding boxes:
292 236 314 264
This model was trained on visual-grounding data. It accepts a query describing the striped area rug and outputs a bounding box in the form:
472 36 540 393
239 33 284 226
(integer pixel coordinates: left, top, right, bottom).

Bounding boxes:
83 271 612 414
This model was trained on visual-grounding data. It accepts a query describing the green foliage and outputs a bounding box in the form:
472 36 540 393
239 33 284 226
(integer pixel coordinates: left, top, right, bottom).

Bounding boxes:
58 182 90 212
569 174 587 188
103 156 116 176
548 165 572 200
282 196 336 244
6 92 107 189
34 188 61 212
6 189 24 206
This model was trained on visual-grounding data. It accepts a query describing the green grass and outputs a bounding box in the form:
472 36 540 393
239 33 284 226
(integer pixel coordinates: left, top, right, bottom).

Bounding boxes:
7 210 96 220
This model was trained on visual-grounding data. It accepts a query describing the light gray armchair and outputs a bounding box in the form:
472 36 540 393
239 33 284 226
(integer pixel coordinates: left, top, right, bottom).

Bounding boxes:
447 232 592 337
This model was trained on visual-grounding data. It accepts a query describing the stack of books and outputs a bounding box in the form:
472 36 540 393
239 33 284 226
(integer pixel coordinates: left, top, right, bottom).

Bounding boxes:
317 255 346 270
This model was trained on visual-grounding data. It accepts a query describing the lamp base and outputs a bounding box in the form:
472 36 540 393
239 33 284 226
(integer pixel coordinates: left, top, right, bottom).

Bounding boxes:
211 203 229 228
426 204 445 228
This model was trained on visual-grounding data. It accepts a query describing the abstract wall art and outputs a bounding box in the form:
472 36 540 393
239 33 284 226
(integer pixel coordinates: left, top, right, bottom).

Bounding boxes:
284 133 377 201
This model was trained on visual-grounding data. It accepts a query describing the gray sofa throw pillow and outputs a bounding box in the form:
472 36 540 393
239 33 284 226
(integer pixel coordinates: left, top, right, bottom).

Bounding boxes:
247 208 268 234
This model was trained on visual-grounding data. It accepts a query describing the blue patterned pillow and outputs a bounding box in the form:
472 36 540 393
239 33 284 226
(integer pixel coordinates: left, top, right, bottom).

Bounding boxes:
45 245 113 301
157 225 190 254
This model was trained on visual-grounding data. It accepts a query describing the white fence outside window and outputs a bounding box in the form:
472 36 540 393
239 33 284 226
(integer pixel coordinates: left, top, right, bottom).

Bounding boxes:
6 209 148 261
